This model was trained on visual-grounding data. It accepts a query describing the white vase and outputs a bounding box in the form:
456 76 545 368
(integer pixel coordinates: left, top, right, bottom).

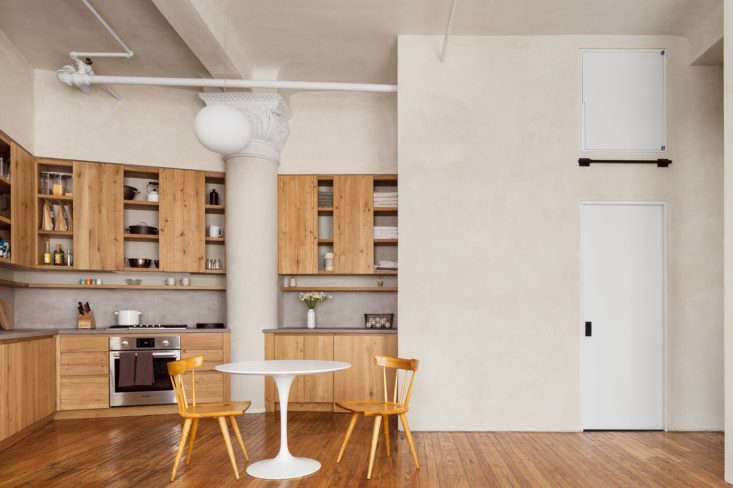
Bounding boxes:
307 309 316 329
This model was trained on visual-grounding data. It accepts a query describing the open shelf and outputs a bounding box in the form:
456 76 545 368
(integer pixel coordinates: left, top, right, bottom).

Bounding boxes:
205 237 225 244
39 230 72 237
317 239 333 245
0 176 10 188
0 215 10 228
25 283 225 291
374 207 398 214
124 166 159 180
205 204 225 214
35 264 74 271
123 267 161 273
374 239 398 245
281 286 397 293
124 200 159 210
201 269 226 274
124 233 158 242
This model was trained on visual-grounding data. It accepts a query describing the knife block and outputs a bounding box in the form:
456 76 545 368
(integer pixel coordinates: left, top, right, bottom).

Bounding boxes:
77 310 96 329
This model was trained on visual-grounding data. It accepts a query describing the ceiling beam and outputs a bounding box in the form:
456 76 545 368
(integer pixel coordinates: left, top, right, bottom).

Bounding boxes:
151 0 241 78
687 1 723 66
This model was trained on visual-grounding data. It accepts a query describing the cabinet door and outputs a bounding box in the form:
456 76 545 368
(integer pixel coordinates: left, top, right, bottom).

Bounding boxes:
334 175 373 273
73 162 124 270
303 335 334 403
10 143 36 266
160 169 205 272
274 335 305 402
278 175 318 274
334 334 397 405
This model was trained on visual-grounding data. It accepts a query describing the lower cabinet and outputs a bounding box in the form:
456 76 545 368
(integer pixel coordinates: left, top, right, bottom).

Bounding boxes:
57 335 109 411
264 332 397 412
0 337 56 446
181 333 231 402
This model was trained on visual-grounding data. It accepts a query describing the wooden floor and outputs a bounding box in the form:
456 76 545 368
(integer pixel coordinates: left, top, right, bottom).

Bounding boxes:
0 412 724 487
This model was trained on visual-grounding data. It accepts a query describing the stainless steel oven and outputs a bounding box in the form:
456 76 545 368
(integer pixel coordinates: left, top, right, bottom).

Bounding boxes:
109 336 180 407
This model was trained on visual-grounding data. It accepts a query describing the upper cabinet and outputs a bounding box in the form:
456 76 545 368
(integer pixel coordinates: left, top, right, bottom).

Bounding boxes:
10 143 36 267
333 175 373 274
159 168 205 272
278 174 397 275
73 162 124 270
278 175 318 274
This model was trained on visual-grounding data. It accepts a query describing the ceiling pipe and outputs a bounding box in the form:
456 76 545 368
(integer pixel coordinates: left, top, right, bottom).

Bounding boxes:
440 0 458 62
56 70 398 93
70 0 133 64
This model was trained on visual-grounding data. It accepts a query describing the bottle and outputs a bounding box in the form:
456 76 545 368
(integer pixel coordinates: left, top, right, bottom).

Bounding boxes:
66 248 73 267
209 188 219 205
53 244 65 265
43 241 52 265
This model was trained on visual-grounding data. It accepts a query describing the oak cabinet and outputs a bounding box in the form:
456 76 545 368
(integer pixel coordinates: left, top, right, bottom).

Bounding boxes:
159 168 205 272
181 333 230 402
334 175 374 274
10 143 36 267
264 332 396 412
277 175 318 274
0 337 56 445
73 162 124 270
57 335 109 411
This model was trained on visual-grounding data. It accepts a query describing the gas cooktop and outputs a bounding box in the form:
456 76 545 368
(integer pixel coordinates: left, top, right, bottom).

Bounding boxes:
108 324 189 330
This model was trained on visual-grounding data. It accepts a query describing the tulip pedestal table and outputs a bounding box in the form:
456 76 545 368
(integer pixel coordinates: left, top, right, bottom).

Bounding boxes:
216 360 351 479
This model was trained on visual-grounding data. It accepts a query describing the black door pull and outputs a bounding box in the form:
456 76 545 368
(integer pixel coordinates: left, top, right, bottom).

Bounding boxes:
585 321 592 337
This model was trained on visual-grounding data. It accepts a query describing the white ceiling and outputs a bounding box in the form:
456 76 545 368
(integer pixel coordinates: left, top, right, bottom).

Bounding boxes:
0 0 721 83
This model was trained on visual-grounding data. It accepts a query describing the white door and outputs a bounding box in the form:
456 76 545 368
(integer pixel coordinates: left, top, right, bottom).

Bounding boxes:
580 203 664 430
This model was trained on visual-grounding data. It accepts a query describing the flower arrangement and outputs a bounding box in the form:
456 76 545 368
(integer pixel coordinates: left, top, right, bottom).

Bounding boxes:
298 292 332 309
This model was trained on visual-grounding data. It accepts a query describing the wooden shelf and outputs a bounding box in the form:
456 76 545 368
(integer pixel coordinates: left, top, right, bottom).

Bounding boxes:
124 233 158 241
205 237 225 244
281 286 396 293
0 176 10 188
204 172 225 184
24 283 225 291
38 194 73 202
317 239 333 245
306 270 398 276
39 230 72 236
123 267 161 273
124 200 159 210
374 239 398 245
374 207 398 214
124 166 159 179
201 269 226 274
35 264 74 271
317 207 333 214
0 215 10 228
0 257 12 267
205 204 225 214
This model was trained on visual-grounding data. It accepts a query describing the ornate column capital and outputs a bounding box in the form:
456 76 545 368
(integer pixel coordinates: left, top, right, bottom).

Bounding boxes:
199 92 292 162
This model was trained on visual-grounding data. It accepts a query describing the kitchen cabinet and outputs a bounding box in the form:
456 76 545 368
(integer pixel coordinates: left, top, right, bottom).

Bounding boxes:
264 332 395 412
333 334 397 409
10 143 36 267
0 337 56 447
181 333 230 402
278 175 318 274
334 175 374 274
57 335 109 411
159 168 205 272
73 162 124 270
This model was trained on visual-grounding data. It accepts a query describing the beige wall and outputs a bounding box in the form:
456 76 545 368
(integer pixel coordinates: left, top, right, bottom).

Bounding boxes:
723 0 732 482
0 30 34 150
33 69 222 170
398 35 723 431
280 91 397 174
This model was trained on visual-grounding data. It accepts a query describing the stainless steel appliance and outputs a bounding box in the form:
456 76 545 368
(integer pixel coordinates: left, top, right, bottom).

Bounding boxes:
108 324 188 330
109 335 180 407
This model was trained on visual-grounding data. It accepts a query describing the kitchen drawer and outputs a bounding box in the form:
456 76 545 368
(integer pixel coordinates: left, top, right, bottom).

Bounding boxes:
181 333 226 351
181 349 225 371
59 376 109 410
60 335 108 353
60 352 108 376
182 372 225 403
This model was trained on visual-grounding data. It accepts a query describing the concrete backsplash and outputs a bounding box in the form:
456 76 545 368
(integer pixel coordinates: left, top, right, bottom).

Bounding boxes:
12 288 226 329
279 292 397 328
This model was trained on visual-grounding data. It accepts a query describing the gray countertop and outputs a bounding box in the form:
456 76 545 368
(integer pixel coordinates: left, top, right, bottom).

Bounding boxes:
263 328 397 334
0 327 229 343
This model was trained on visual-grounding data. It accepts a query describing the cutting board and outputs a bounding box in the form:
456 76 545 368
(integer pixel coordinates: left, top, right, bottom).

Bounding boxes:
0 299 12 330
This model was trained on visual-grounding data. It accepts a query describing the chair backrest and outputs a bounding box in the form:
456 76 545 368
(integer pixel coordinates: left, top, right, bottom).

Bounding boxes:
375 355 419 409
168 355 204 414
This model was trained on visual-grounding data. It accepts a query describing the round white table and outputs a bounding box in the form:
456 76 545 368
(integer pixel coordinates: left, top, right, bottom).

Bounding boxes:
216 360 351 480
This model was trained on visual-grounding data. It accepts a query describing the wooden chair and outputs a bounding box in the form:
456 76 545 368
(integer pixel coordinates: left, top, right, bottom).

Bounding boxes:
167 355 251 482
336 355 420 479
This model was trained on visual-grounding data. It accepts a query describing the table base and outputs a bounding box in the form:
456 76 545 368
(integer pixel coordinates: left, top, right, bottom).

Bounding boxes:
246 454 321 480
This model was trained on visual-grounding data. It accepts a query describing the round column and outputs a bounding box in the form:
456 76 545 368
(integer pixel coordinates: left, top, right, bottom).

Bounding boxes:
198 93 291 410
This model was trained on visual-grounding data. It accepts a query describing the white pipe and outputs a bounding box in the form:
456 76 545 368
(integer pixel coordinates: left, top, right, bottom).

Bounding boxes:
70 0 133 62
56 70 398 93
440 0 458 62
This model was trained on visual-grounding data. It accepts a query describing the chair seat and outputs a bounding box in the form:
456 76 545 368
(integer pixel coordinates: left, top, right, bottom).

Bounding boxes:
336 400 407 416
181 400 251 418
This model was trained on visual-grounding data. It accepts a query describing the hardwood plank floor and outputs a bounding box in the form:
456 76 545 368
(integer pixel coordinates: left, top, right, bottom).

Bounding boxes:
0 412 724 487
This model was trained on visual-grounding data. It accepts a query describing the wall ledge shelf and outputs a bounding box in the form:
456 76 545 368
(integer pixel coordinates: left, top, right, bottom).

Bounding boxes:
124 200 159 210
281 286 396 293
205 204 225 214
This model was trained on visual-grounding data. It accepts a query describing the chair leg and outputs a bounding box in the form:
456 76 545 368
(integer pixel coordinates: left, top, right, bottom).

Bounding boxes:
217 416 240 480
185 418 199 465
170 419 192 482
383 415 391 457
367 415 382 480
400 413 420 469
229 416 249 462
337 413 359 463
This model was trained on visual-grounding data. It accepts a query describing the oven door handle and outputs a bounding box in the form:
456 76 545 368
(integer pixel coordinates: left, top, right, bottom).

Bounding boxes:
110 351 180 359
